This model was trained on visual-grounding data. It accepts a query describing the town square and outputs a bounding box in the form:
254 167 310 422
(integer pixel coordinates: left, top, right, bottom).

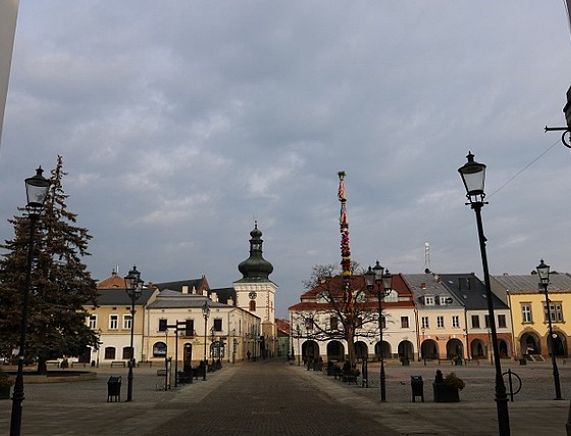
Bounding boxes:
3 2 571 436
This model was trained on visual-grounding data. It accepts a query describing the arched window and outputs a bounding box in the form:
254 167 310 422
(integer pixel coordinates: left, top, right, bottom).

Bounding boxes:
104 347 116 360
153 342 167 357
249 300 256 311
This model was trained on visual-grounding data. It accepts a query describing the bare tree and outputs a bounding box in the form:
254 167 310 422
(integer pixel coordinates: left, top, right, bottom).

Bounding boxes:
296 272 379 367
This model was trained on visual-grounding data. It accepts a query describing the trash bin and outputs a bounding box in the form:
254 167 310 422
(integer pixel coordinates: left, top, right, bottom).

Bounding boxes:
107 376 122 402
411 375 424 402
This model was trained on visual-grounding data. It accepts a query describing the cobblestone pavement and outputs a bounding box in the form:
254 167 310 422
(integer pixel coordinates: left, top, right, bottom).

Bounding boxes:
148 360 400 436
0 359 570 435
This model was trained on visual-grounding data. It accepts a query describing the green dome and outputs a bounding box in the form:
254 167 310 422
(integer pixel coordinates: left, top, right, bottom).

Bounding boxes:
238 223 273 281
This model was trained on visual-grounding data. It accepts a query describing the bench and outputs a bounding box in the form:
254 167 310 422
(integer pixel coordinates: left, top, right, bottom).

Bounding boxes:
46 360 60 368
71 362 87 368
177 371 193 384
111 361 126 367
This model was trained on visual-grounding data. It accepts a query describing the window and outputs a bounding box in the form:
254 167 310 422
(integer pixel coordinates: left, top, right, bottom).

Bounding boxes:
521 303 532 323
305 318 314 331
421 316 429 329
249 300 256 311
401 316 409 329
122 346 133 360
213 318 222 332
184 319 194 336
452 315 460 328
104 347 116 360
544 301 564 323
153 342 167 357
109 315 118 330
88 315 97 329
437 316 444 328
424 296 435 306
484 315 490 329
498 314 507 328
123 314 132 330
158 319 167 332
330 316 338 330
471 315 480 329
438 296 448 305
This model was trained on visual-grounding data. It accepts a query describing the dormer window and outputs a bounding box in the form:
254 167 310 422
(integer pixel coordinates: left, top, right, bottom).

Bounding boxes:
424 295 435 306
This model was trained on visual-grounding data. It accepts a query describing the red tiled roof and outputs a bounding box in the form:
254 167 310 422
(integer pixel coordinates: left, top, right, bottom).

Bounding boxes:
275 318 290 334
97 272 126 289
289 273 414 311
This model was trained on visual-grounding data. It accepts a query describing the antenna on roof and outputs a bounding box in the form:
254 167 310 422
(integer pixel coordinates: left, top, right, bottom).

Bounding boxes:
424 242 431 273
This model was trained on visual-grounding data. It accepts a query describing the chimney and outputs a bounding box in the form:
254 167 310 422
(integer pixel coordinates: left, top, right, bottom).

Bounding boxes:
182 285 189 294
211 292 218 303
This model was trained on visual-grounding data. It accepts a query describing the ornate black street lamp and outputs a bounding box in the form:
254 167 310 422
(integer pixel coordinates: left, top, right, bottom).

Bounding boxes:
10 167 50 436
459 152 510 436
201 299 210 381
536 259 563 400
124 266 143 402
365 261 392 402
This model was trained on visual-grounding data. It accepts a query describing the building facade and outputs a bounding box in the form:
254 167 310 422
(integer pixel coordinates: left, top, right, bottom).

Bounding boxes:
234 223 278 357
85 271 158 365
403 273 467 361
491 273 571 360
289 273 417 363
440 273 512 360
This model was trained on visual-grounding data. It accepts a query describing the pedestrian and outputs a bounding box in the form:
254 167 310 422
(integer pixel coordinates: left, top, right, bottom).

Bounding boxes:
247 350 251 361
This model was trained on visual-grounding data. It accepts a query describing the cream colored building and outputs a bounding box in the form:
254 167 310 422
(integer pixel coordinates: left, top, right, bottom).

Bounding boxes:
403 273 467 360
85 271 158 365
289 273 418 363
144 288 260 367
234 223 278 357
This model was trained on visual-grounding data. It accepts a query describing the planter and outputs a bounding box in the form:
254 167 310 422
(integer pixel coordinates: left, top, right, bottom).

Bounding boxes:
433 382 460 402
0 386 11 400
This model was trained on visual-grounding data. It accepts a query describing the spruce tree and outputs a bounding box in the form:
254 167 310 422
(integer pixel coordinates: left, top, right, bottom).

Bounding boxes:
0 156 99 373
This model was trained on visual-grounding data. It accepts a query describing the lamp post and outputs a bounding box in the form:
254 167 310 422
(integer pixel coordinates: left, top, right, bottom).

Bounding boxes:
124 266 143 402
365 261 392 402
201 299 210 381
536 259 563 400
459 152 510 436
10 167 50 436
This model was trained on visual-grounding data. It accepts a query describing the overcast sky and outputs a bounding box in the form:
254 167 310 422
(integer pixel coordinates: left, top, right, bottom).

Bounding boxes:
1 1 571 317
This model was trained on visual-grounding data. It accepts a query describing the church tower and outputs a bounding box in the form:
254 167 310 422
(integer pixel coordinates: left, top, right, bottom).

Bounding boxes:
234 222 277 357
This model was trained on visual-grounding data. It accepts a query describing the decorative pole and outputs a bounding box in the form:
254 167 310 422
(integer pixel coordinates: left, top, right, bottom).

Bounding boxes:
338 171 355 364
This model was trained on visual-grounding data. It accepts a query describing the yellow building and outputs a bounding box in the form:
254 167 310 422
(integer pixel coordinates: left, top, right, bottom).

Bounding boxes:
491 274 571 359
144 287 260 368
84 271 158 366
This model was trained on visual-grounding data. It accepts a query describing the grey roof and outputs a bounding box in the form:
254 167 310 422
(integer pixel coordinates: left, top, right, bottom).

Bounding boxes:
147 291 229 309
154 279 204 293
210 287 236 305
402 273 463 308
492 273 571 294
95 288 155 306
439 273 508 310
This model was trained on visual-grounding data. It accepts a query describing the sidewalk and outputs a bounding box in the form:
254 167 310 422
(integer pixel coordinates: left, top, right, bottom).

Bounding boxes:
1 361 569 435
293 361 571 435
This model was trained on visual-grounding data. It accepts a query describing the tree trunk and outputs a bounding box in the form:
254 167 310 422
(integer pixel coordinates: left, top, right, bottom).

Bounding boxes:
36 356 47 374
345 326 356 368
